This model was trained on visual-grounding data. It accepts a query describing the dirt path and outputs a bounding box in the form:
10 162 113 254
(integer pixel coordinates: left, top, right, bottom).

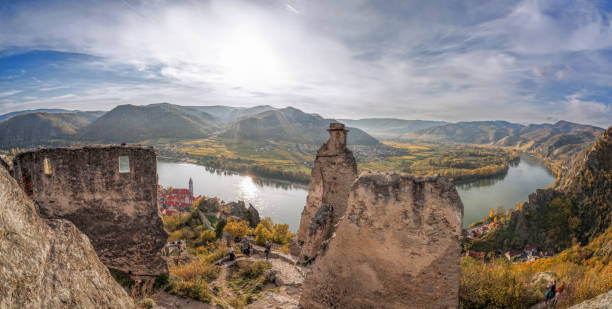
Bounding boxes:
154 247 304 309
209 258 238 308
152 290 212 309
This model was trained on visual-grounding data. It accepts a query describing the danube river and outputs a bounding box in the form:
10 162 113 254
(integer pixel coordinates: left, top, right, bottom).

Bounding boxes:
158 156 554 231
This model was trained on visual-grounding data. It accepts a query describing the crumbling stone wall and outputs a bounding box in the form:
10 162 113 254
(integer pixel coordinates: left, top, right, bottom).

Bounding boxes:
12 145 168 276
296 122 358 263
300 173 464 309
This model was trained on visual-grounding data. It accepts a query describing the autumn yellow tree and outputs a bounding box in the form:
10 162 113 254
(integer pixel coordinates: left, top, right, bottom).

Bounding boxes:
223 217 251 239
254 222 272 246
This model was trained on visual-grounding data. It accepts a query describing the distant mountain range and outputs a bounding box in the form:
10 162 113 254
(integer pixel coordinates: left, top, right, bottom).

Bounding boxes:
222 107 379 145
404 121 524 144
494 121 604 162
181 105 276 124
0 105 606 159
394 120 603 162
340 118 447 139
0 109 105 123
0 104 379 147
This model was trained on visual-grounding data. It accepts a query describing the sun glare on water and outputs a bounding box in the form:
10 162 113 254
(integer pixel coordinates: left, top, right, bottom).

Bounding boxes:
239 176 258 200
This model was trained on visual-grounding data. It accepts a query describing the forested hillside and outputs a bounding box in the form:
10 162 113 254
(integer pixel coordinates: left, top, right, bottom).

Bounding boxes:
221 107 379 145
340 118 446 140
0 112 92 147
80 103 219 142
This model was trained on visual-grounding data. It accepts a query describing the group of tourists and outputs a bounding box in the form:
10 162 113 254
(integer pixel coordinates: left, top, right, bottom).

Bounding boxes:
545 279 565 306
227 240 272 261
171 240 184 252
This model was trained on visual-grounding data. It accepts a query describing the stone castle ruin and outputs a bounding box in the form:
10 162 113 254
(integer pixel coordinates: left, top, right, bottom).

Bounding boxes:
296 123 464 308
12 145 168 276
296 122 358 263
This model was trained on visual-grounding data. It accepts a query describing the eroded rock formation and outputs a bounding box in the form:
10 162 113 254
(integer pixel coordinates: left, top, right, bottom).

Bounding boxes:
12 145 168 276
296 122 358 262
300 173 464 309
0 163 134 308
0 154 11 173
222 200 261 228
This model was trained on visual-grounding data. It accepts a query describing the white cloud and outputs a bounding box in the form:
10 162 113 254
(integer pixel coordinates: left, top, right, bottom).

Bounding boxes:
545 93 612 128
285 4 299 14
474 0 612 54
0 90 22 98
0 0 610 126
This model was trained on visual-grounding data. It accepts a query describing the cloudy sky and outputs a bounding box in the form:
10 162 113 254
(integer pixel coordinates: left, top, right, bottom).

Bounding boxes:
0 0 611 127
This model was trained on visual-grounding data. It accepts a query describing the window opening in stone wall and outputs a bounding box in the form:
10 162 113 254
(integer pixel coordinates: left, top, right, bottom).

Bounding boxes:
43 157 52 175
119 156 130 173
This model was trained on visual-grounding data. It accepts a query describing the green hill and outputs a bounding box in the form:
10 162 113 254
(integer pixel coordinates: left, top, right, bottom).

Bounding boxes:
181 105 275 123
0 109 105 123
407 120 603 164
0 112 92 147
80 103 218 142
495 120 604 162
339 118 446 140
409 121 524 144
221 107 379 145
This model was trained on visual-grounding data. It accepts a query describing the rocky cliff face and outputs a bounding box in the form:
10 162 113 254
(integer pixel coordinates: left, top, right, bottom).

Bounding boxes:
0 164 134 308
300 173 464 309
504 188 562 247
296 123 358 263
0 154 11 172
12 146 168 276
559 126 612 191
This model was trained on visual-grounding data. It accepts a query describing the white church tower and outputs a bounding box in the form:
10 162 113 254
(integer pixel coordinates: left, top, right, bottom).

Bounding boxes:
188 178 193 196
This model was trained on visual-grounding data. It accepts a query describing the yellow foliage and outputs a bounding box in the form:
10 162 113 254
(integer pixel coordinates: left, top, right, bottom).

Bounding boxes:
170 260 220 282
462 229 612 308
279 244 291 254
223 217 252 239
168 258 221 303
199 230 216 242
162 213 190 232
254 218 292 245
254 223 272 246
168 279 211 303
271 223 292 244
460 257 539 308
168 227 196 243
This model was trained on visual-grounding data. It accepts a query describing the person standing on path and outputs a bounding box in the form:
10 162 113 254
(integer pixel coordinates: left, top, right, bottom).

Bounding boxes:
229 246 236 261
545 280 557 305
265 241 271 260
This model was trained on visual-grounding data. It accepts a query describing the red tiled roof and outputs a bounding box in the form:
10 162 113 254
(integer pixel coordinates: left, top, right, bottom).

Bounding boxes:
171 188 190 195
